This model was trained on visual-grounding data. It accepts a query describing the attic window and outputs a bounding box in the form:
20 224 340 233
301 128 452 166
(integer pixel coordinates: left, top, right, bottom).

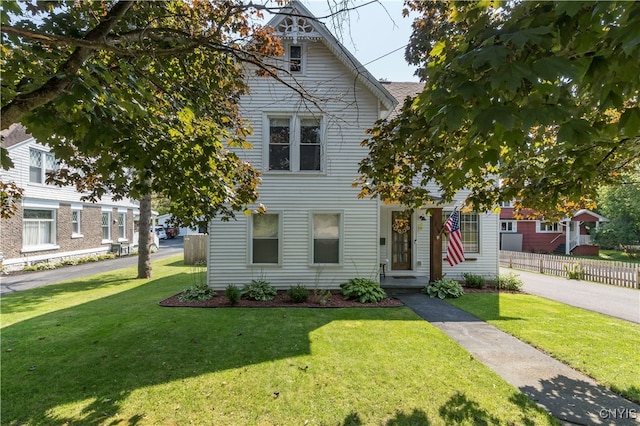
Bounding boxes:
289 45 302 72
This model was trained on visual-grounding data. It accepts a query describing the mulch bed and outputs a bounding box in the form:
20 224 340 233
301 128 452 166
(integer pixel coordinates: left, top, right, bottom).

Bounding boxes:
159 290 405 308
158 286 510 309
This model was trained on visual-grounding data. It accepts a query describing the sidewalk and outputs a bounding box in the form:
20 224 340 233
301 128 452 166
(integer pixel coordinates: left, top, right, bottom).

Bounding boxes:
396 293 640 426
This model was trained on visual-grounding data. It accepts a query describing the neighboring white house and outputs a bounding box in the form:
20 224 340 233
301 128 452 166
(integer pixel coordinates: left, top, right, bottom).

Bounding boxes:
207 1 499 289
1 124 140 271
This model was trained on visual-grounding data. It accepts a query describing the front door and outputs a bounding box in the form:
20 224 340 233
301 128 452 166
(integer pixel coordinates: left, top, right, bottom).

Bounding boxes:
391 211 412 270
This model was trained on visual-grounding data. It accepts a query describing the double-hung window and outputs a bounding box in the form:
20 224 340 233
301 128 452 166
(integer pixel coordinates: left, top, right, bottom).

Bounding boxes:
267 115 322 172
29 149 56 184
251 213 281 264
102 212 112 241
442 212 480 253
500 220 516 232
23 209 56 247
312 213 341 264
537 221 560 232
289 45 302 72
118 212 126 240
72 210 82 236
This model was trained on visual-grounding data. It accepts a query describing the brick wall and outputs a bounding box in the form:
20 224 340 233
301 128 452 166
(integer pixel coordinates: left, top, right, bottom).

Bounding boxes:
0 203 23 259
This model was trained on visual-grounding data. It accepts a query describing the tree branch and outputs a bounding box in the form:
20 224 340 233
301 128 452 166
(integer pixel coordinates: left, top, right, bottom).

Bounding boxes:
1 1 133 129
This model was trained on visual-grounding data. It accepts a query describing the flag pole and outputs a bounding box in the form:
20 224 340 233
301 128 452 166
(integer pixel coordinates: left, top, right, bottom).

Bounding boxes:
438 206 459 237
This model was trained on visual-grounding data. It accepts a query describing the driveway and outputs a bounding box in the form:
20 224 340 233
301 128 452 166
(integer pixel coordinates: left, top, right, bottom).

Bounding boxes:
501 267 640 324
0 237 184 296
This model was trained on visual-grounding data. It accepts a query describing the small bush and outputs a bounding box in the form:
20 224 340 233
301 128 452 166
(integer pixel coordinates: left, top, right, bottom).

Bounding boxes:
463 272 486 289
35 262 56 271
313 289 332 305
340 278 387 303
61 258 80 266
179 282 215 302
242 279 277 301
22 265 38 272
564 263 584 280
495 272 524 291
225 284 241 306
287 284 309 303
424 278 464 299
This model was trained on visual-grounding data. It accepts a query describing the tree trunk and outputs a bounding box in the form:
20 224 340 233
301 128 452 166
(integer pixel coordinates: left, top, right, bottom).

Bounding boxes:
137 193 153 279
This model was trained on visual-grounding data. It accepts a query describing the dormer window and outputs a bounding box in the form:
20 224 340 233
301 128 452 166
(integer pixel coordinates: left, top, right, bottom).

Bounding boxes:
289 45 302 72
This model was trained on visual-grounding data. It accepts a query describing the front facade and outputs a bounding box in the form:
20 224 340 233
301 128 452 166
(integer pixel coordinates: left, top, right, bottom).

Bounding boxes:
1 124 140 270
207 2 499 289
500 204 607 255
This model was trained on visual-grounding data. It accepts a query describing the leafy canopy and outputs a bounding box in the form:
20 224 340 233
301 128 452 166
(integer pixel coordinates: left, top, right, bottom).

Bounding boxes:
1 0 285 229
357 0 640 218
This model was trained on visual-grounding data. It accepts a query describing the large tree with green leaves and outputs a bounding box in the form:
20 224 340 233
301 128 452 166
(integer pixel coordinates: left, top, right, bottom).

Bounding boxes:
357 0 640 218
1 0 287 277
592 169 640 255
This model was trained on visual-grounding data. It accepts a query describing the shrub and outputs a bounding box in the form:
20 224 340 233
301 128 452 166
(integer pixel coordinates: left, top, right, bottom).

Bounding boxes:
242 279 277 301
340 278 387 303
495 272 524 291
179 282 215 302
287 284 309 303
225 284 241 306
424 278 464 299
463 272 486 289
313 289 332 305
564 263 584 280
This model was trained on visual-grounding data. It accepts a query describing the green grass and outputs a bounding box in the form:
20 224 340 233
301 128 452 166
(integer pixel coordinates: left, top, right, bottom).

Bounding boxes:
448 293 640 404
0 256 555 425
568 249 640 264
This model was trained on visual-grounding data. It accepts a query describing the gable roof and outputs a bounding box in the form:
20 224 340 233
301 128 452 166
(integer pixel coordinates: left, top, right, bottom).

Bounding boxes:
1 123 33 149
268 1 398 116
379 81 425 118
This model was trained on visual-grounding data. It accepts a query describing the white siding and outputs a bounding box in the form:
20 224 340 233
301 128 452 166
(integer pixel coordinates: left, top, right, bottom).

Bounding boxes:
209 39 382 289
4 139 138 209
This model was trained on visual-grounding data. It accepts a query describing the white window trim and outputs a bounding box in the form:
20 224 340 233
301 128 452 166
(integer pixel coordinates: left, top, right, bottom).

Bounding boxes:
442 211 481 254
500 220 517 233
309 210 344 266
248 211 283 266
287 42 306 74
21 208 58 252
536 221 562 233
117 212 127 242
263 113 325 174
101 211 112 243
28 148 57 185
71 209 83 238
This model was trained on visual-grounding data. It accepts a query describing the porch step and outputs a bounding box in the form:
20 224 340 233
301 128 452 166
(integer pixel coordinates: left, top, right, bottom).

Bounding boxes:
384 287 424 295
553 243 566 255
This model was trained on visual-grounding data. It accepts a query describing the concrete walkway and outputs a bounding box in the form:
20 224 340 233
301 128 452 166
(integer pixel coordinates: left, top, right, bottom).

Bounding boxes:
397 293 640 426
502 267 640 324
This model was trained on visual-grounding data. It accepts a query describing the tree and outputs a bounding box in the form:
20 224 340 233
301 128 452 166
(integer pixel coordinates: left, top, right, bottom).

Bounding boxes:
592 170 640 255
357 1 640 218
1 1 286 277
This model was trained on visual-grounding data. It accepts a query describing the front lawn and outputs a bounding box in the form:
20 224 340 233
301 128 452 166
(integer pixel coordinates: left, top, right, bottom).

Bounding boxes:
448 293 640 404
1 256 555 425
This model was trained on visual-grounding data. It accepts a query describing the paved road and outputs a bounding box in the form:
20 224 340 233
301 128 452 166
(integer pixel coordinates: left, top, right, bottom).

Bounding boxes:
0 237 184 296
501 267 640 324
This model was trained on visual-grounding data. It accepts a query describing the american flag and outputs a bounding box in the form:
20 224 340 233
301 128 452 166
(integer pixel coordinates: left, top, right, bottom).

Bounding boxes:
444 210 465 266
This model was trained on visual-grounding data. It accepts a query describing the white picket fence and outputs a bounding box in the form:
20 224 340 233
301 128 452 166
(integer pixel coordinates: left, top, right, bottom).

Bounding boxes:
500 250 640 289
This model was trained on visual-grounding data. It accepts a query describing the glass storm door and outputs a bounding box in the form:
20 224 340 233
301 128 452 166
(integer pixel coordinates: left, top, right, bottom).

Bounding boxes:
391 211 412 270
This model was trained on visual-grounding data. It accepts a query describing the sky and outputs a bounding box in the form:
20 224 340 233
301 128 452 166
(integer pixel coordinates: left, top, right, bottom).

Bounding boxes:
268 1 421 82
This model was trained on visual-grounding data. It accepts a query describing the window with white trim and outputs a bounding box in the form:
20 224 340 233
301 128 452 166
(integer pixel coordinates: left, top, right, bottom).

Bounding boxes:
267 115 322 172
29 149 56 184
72 210 81 236
251 213 280 264
537 221 560 232
118 212 126 240
23 209 56 246
500 220 517 232
442 212 480 253
289 45 302 72
102 212 111 241
312 213 341 264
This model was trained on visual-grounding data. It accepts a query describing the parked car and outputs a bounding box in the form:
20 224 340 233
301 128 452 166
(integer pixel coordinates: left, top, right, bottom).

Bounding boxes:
153 226 167 240
166 226 178 239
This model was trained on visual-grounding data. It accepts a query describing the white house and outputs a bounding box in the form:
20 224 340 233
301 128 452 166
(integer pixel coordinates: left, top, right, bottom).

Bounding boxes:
1 124 140 270
207 1 499 289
